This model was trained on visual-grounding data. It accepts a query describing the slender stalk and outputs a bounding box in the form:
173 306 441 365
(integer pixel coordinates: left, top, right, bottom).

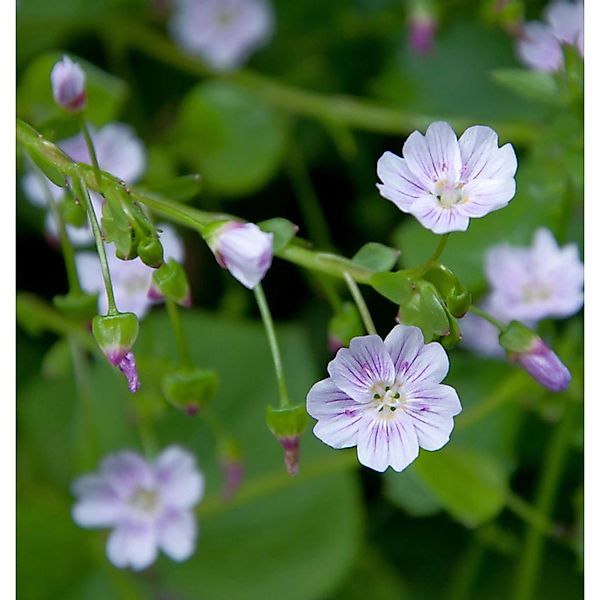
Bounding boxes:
405 233 449 278
165 297 192 367
72 176 118 314
469 305 507 332
32 168 82 294
79 118 103 190
254 284 290 407
506 492 559 538
448 541 485 600
343 271 376 335
513 401 575 600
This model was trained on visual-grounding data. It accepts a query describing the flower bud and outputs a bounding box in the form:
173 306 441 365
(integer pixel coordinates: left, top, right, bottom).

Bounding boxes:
217 437 245 500
138 236 164 269
408 4 437 55
92 312 139 366
208 222 273 290
499 321 571 392
150 260 191 307
162 368 219 415
50 56 86 112
53 292 98 322
265 404 308 476
117 351 140 393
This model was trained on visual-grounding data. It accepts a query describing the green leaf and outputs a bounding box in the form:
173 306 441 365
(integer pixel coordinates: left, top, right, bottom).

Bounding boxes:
398 280 450 342
413 445 508 526
258 218 299 252
41 338 72 378
384 468 443 517
352 242 399 272
176 81 287 196
144 174 203 203
369 271 414 304
17 52 128 126
491 68 559 104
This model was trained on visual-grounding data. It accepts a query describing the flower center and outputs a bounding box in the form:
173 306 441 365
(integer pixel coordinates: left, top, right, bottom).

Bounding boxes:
435 180 464 208
129 487 159 515
370 381 406 418
521 283 553 303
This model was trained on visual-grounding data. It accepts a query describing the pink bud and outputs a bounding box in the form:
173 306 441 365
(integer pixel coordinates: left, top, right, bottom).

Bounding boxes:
280 436 301 477
50 56 86 111
117 352 141 393
515 338 571 392
409 12 437 55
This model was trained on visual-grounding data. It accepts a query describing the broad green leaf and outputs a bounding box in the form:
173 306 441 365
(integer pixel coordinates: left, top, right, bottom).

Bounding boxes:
17 52 128 126
491 69 559 104
176 81 287 196
259 218 299 252
413 445 508 527
352 242 399 272
369 271 414 304
41 338 72 378
384 468 442 517
144 175 203 203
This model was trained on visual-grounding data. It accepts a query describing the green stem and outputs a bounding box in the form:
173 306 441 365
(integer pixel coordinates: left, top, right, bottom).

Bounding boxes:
32 167 82 294
343 271 376 335
165 297 192 367
513 401 575 600
80 118 103 191
254 284 290 407
469 305 507 332
406 233 449 278
506 492 559 539
448 541 485 600
72 176 118 314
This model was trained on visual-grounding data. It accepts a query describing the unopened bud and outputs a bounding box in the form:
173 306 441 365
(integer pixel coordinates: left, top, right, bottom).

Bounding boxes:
151 260 191 307
265 404 308 476
500 322 571 392
50 56 86 112
92 312 139 366
217 438 245 500
162 368 219 415
408 5 437 55
138 236 164 269
117 351 140 393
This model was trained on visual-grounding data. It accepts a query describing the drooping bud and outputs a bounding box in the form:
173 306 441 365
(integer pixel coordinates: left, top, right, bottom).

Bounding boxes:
265 404 308 476
408 2 437 55
207 221 273 290
162 368 219 415
138 236 164 269
499 321 571 392
327 302 363 353
117 351 140 393
92 312 139 366
50 56 86 112
150 260 191 307
217 437 245 501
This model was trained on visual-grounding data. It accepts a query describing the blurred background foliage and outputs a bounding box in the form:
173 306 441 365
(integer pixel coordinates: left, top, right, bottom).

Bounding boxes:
17 0 583 599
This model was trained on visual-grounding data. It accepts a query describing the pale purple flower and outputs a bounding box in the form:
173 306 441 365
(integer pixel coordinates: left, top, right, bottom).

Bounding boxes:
377 122 517 234
169 0 274 71
518 1 583 72
51 55 86 111
76 224 185 318
408 11 437 55
22 123 146 246
72 446 204 570
485 228 584 322
306 325 462 473
210 222 273 289
514 336 571 392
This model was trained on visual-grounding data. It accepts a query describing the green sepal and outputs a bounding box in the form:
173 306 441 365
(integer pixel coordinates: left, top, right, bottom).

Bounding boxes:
265 404 308 440
369 271 415 304
152 260 191 306
258 218 298 252
498 321 536 353
102 200 137 260
138 236 164 269
424 264 471 317
441 312 462 350
92 312 139 363
397 280 450 342
53 292 98 321
162 368 219 415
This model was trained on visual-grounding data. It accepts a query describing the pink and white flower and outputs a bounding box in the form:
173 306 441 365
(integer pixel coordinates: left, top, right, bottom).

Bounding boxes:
72 446 203 570
76 223 185 318
22 122 146 246
376 122 517 234
485 228 584 322
518 1 584 73
51 55 86 111
306 324 462 473
169 0 274 71
209 221 273 289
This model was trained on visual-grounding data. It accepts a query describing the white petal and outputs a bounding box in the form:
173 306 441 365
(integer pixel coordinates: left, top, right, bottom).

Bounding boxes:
22 172 64 207
459 177 516 216
106 522 158 571
403 341 449 385
410 195 470 234
157 509 197 562
458 125 499 181
71 475 123 527
518 22 564 72
155 446 204 509
403 122 461 187
328 335 395 403
357 414 419 472
157 223 185 263
94 124 146 183
545 1 583 46
383 324 424 375
101 451 155 499
307 379 363 449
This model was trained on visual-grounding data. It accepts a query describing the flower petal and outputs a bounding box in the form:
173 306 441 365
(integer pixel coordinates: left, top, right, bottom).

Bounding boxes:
328 335 395 403
410 195 470 234
357 414 419 472
307 378 363 449
518 22 564 73
101 451 155 499
383 324 424 375
157 509 197 562
459 178 516 216
376 151 432 209
155 446 204 509
403 341 449 385
71 475 123 528
403 122 461 187
106 522 158 571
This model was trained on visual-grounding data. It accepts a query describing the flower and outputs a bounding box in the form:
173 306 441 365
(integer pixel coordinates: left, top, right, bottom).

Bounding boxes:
209 222 273 289
514 336 571 392
485 228 584 322
51 55 86 111
376 122 517 234
77 223 185 318
169 0 274 71
306 325 462 472
518 1 584 73
72 446 204 570
22 123 146 246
